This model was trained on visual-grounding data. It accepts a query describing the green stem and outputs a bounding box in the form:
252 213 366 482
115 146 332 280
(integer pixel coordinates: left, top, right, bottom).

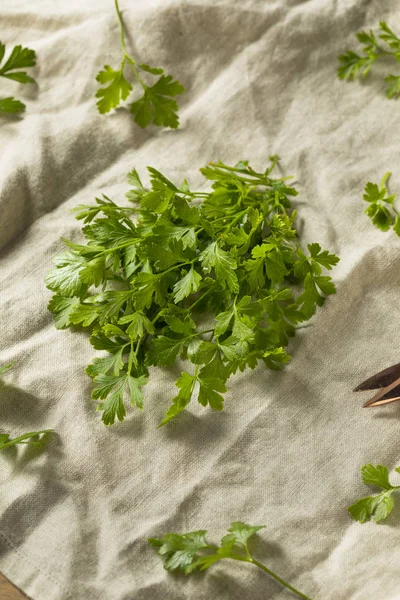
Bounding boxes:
187 287 213 312
114 0 147 88
100 241 140 255
158 258 196 278
114 0 130 57
223 209 248 231
250 557 312 600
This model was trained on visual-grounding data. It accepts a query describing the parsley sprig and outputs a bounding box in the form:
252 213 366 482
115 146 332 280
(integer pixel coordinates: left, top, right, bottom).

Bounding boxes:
95 0 185 128
0 41 36 113
0 430 52 451
46 157 339 427
338 21 400 98
149 521 312 599
348 464 400 523
362 172 400 235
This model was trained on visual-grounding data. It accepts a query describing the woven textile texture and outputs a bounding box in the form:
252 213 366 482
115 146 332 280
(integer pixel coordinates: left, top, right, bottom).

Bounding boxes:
1 1 400 598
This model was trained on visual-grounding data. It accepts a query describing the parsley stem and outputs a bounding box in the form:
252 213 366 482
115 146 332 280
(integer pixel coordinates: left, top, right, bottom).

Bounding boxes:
249 558 312 600
188 287 213 311
114 0 130 58
158 259 196 278
115 0 147 89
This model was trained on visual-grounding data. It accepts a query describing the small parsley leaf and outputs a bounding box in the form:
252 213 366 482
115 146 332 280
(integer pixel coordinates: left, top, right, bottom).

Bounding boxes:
348 463 400 523
362 172 399 235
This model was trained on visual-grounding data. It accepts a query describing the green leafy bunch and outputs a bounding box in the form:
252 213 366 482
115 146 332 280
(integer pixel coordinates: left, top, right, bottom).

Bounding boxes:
0 41 36 113
0 363 52 451
348 464 400 523
149 521 312 599
46 156 339 427
362 172 400 235
338 21 400 98
95 0 185 128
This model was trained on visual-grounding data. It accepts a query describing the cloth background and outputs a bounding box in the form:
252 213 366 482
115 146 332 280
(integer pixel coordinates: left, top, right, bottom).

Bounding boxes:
1 0 400 598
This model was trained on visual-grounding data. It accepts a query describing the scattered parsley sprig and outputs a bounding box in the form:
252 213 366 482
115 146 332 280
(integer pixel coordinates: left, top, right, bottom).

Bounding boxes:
362 172 400 235
0 41 36 113
46 157 339 427
149 521 312 600
0 430 52 451
338 21 400 98
95 0 185 128
348 464 400 523
0 363 52 451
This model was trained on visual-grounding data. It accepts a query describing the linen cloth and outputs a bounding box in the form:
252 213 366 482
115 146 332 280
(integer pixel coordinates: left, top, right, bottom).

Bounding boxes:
1 0 400 598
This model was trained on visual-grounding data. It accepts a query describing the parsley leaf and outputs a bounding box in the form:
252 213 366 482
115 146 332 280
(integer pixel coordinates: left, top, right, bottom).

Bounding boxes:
362 172 399 235
0 41 36 113
95 0 184 128
149 522 312 599
95 65 132 113
47 157 338 426
338 21 400 98
92 372 147 426
348 463 400 523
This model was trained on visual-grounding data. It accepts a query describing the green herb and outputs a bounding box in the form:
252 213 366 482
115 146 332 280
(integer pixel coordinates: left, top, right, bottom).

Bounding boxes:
95 0 185 128
338 21 400 98
46 157 339 427
0 430 53 451
0 363 52 451
348 464 400 523
0 41 36 113
362 172 400 235
148 521 312 599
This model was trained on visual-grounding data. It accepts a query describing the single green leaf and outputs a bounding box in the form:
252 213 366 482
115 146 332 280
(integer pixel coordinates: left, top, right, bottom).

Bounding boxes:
221 522 265 547
158 371 196 426
0 97 25 113
361 464 393 490
173 267 202 302
95 65 133 113
130 75 185 129
146 336 186 366
148 530 209 574
197 376 226 410
92 372 147 425
199 242 239 293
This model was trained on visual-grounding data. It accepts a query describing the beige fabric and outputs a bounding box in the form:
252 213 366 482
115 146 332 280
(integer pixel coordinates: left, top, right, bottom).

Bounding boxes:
1 0 400 598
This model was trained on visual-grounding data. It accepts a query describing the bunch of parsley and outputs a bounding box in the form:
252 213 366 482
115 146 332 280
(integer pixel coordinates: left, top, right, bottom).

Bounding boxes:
338 21 400 98
46 157 339 427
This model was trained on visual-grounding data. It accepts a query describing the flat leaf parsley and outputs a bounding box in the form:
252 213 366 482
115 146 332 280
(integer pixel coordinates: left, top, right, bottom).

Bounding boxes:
348 464 400 523
149 521 312 599
46 157 339 426
95 0 185 128
338 21 400 98
362 172 400 235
